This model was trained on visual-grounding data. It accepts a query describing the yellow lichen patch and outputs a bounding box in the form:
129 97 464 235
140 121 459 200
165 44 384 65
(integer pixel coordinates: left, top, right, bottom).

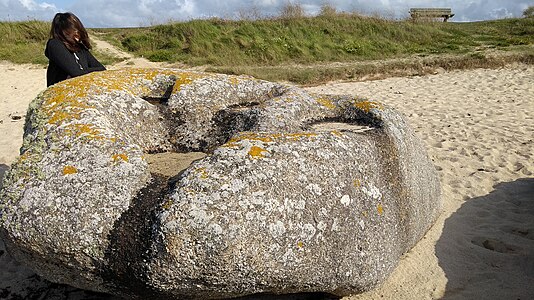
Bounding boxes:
354 100 383 112
229 76 239 85
316 97 336 110
44 68 200 141
223 133 276 148
353 179 361 188
112 153 129 163
161 199 174 210
248 146 268 158
47 110 74 125
184 188 197 196
171 72 207 93
231 132 278 143
195 167 209 179
221 141 241 149
64 124 103 139
297 241 304 248
44 86 94 126
47 68 187 114
362 211 368 218
331 130 343 137
19 151 31 162
223 132 318 148
286 132 318 141
62 165 78 175
101 68 177 92
377 204 384 215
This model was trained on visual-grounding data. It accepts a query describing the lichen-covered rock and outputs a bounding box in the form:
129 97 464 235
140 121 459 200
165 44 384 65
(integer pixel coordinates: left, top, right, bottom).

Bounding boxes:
0 68 441 299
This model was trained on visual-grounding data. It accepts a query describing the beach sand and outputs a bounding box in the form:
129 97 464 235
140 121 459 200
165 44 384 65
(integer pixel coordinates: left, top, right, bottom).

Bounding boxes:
0 58 532 299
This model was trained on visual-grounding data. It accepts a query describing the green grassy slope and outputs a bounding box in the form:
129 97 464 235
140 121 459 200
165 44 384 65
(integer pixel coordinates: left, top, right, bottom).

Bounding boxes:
95 16 533 65
2 15 532 84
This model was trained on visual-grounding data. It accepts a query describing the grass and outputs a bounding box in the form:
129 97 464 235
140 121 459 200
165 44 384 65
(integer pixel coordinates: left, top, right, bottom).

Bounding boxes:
0 20 123 66
2 14 533 84
0 20 49 64
96 16 534 64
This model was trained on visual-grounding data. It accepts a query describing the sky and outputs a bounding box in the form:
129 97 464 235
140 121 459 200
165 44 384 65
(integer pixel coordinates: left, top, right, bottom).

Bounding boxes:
1 0 532 28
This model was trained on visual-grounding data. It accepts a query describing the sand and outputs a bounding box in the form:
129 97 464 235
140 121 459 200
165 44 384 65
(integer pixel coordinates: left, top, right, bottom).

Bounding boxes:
0 44 533 299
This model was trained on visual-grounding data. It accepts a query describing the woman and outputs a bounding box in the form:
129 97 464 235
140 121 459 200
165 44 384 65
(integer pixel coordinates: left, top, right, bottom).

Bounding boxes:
45 12 106 86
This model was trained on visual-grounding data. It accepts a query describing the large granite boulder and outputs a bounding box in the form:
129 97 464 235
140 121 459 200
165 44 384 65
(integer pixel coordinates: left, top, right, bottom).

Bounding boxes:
0 68 441 299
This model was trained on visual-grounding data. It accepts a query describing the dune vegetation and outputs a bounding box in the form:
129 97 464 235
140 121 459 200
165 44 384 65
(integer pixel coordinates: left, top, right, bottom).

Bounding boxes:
1 4 533 84
0 20 120 66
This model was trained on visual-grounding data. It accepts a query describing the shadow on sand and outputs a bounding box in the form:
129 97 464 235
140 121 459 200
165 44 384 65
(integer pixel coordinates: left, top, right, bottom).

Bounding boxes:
436 178 534 299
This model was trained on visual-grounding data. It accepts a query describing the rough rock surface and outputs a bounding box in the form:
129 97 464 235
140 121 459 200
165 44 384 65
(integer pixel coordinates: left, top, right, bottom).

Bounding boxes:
0 68 441 299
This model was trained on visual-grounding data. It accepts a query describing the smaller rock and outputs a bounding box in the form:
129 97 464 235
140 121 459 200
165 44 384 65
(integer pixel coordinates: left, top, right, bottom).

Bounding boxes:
8 112 23 121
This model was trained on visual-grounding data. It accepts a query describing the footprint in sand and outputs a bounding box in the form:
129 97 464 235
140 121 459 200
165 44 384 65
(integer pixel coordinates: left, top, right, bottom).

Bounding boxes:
471 237 519 254
504 227 534 241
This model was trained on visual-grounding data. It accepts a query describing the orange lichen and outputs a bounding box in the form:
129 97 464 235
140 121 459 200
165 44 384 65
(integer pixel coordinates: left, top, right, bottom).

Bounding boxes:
284 98 293 103
19 151 31 162
64 124 103 139
227 132 278 144
316 97 336 110
47 110 74 125
62 165 78 175
195 167 209 179
42 68 211 143
171 72 208 93
44 87 94 127
222 132 318 149
377 204 384 215
184 188 197 196
223 133 274 148
162 199 174 210
354 100 383 112
248 146 268 158
331 130 343 137
221 141 240 149
112 153 129 163
286 132 317 141
229 77 239 85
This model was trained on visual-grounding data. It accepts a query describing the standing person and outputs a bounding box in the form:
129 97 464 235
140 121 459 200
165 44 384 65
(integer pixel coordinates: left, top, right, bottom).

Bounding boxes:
45 12 106 87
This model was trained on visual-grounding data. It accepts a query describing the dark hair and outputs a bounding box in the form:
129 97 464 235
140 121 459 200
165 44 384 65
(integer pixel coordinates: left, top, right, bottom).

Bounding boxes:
49 12 92 52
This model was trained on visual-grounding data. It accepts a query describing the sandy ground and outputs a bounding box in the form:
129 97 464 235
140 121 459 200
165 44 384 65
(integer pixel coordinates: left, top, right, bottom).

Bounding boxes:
0 42 533 299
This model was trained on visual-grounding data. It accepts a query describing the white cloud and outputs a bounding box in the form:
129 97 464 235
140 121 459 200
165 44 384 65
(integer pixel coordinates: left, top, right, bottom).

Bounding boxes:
1 0 532 27
18 0 34 9
39 2 55 9
0 0 58 21
489 8 513 19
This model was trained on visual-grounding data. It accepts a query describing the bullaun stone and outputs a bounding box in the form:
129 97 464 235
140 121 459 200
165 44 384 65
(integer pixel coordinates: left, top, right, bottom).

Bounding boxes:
0 68 441 299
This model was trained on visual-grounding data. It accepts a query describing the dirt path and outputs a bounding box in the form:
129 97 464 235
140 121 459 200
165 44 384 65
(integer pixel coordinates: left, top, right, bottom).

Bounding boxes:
91 36 163 69
91 35 204 70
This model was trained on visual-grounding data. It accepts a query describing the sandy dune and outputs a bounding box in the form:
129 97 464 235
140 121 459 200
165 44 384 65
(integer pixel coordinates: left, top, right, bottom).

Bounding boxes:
0 48 533 299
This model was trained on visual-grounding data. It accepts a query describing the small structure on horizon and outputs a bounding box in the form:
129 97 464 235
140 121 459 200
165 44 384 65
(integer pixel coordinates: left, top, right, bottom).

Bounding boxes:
410 8 455 22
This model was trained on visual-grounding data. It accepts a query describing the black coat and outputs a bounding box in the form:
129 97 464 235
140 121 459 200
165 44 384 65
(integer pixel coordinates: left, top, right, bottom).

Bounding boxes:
45 38 106 86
